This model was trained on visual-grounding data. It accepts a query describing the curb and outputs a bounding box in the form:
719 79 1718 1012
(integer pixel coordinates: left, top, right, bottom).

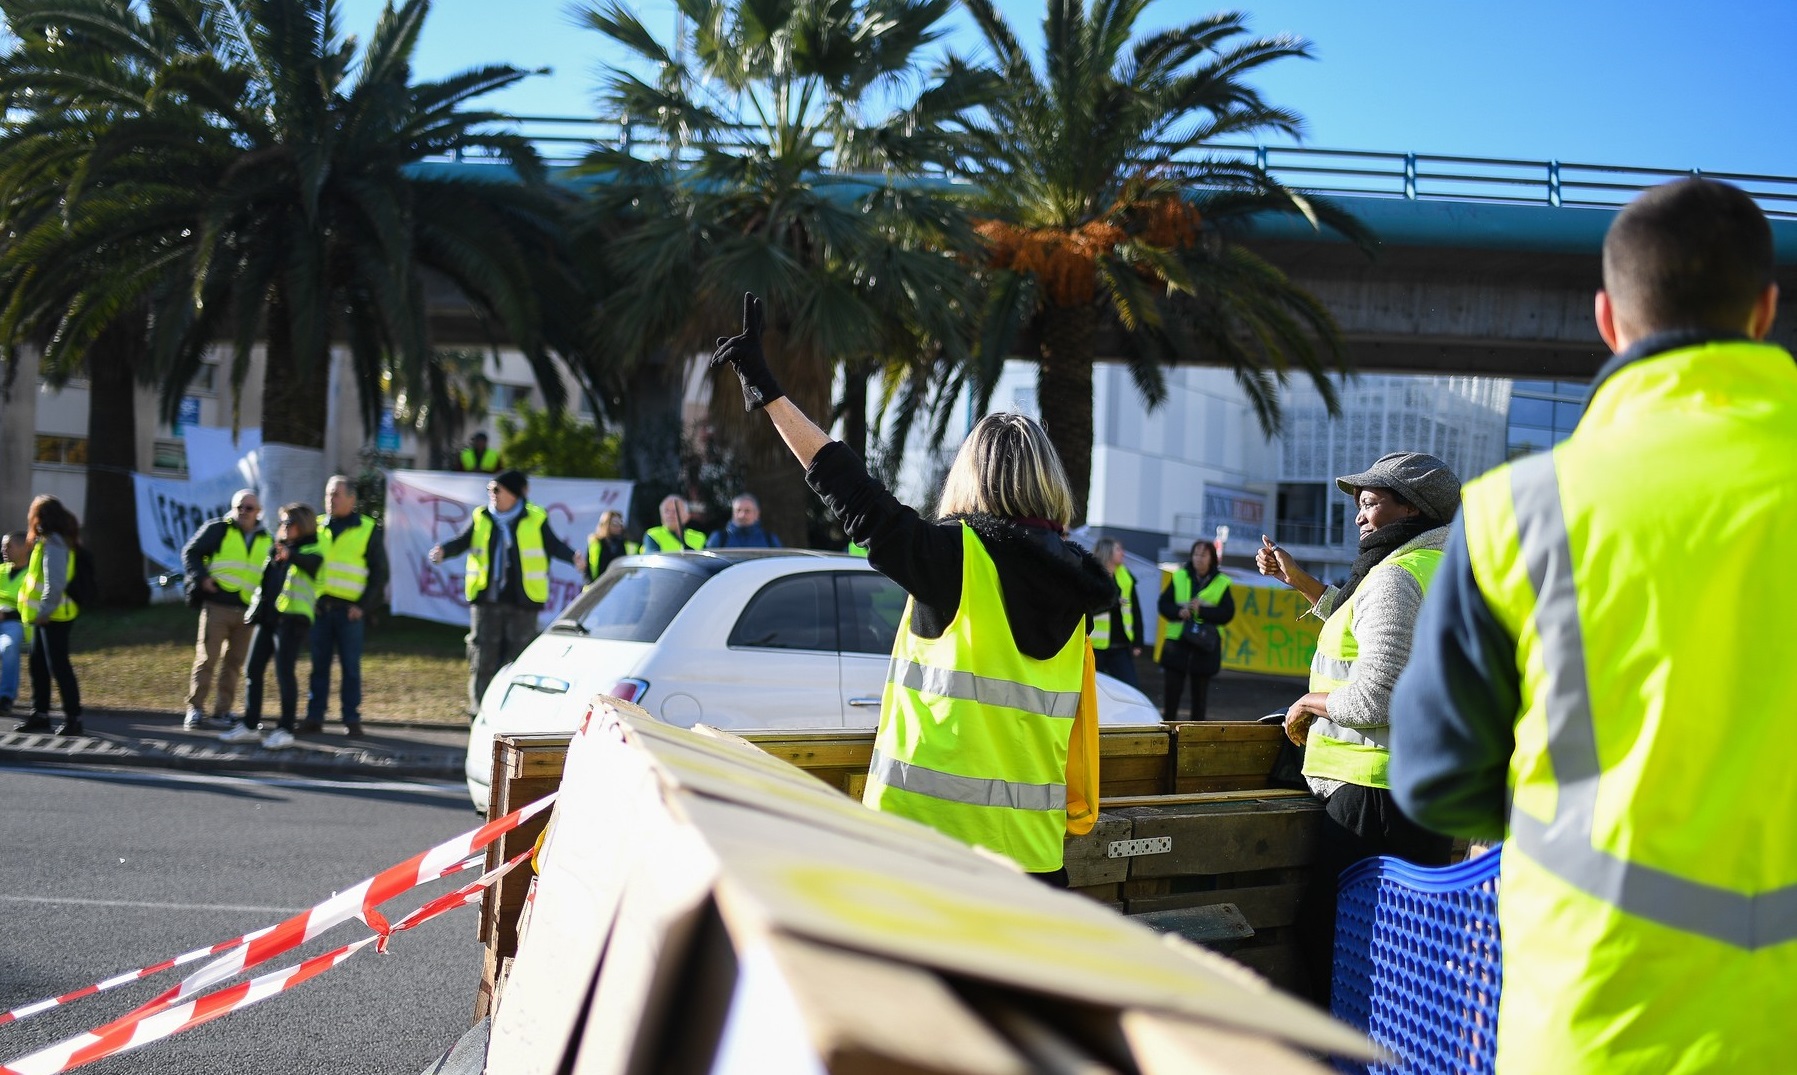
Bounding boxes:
0 730 465 782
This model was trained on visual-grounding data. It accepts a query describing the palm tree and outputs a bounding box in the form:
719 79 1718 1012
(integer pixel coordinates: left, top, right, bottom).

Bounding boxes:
571 0 996 546
956 0 1373 518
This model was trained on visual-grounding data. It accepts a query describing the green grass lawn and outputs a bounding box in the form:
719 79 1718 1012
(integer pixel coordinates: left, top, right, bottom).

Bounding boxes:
70 603 469 725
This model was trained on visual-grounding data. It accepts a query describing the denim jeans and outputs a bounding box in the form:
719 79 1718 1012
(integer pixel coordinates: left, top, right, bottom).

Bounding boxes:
0 619 23 702
306 601 364 726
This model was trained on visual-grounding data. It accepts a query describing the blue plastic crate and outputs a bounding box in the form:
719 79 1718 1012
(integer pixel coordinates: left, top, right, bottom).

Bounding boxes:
1330 847 1503 1074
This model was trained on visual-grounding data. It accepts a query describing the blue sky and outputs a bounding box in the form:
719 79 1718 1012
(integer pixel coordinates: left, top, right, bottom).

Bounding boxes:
341 0 1797 176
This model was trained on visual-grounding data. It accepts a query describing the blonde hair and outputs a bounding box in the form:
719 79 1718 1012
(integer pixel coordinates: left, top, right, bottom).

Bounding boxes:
935 413 1075 527
595 510 623 534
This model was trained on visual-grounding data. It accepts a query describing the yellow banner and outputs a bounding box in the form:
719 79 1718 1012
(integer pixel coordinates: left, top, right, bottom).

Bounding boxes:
1153 569 1317 679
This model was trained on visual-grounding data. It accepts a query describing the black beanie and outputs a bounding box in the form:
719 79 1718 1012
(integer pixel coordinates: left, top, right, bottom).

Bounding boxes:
494 469 528 498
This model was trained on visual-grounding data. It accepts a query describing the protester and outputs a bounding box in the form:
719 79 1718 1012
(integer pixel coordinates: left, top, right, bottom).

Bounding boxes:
1088 537 1142 688
15 496 83 735
456 432 502 473
1390 178 1797 1072
1256 451 1461 1005
179 488 269 730
641 495 705 552
711 293 1111 883
430 470 578 717
1156 540 1234 721
577 510 636 582
221 504 325 749
0 532 28 721
306 475 387 737
705 493 782 548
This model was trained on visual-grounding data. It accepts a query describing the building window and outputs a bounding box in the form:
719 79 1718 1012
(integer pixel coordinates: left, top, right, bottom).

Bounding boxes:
151 439 188 474
1275 482 1332 546
489 383 532 412
1507 380 1588 459
189 363 218 395
34 435 87 466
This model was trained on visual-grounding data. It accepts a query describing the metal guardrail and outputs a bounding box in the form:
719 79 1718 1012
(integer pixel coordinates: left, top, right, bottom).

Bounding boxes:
446 115 1797 220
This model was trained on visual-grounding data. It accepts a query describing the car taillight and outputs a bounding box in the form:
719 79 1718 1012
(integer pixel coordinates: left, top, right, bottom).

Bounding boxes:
611 678 649 703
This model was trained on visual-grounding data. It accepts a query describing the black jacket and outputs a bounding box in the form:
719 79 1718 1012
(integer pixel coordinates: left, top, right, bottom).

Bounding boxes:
438 502 577 609
807 442 1115 658
182 517 263 609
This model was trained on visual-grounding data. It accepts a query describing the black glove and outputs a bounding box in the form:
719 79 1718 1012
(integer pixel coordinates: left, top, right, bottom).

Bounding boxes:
708 292 784 411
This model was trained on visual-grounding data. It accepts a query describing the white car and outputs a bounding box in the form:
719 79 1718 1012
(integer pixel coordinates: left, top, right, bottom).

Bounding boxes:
465 548 1163 811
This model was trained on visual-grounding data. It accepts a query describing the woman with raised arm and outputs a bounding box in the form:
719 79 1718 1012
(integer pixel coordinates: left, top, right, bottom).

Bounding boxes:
711 293 1113 886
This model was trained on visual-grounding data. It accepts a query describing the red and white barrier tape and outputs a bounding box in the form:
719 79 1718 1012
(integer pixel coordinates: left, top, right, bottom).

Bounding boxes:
1 793 554 1074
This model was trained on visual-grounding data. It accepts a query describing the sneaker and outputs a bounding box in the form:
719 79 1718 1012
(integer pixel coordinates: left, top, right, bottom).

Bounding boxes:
56 720 84 737
343 723 367 739
207 712 239 730
0 697 13 720
15 715 52 733
218 724 262 745
183 707 205 730
262 728 296 750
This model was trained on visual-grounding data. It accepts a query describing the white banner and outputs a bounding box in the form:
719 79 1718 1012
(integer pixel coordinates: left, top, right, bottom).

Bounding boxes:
184 426 262 480
385 470 634 629
133 453 264 571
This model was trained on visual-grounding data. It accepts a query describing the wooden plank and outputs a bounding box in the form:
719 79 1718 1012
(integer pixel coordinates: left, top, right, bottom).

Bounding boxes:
764 933 1034 1074
1225 941 1307 996
1097 730 1172 757
1118 800 1321 879
1069 883 1122 909
1131 904 1256 948
1175 741 1282 780
1101 789 1311 809
744 738 875 770
1121 1010 1340 1074
1063 813 1134 887
1125 884 1306 930
1122 877 1172 898
1171 722 1288 742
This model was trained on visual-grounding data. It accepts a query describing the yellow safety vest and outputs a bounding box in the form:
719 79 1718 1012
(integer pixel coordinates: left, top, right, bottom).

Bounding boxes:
1090 565 1136 648
467 505 550 603
1300 547 1440 789
848 542 869 558
1162 570 1230 641
643 525 705 552
19 540 77 623
460 447 500 471
318 517 376 601
0 564 23 616
1462 339 1797 1073
207 524 273 599
585 536 639 581
272 541 325 621
864 523 1086 872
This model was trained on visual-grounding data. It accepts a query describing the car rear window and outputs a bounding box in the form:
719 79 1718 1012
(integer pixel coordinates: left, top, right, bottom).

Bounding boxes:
551 565 706 642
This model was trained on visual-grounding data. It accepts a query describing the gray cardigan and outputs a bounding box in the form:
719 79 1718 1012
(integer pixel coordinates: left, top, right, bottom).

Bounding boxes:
1304 526 1449 798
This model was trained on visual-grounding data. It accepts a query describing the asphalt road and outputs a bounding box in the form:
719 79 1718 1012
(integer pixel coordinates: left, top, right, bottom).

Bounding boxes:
0 764 486 1075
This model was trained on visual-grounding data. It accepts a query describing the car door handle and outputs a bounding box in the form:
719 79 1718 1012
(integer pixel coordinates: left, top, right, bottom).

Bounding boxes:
847 697 881 707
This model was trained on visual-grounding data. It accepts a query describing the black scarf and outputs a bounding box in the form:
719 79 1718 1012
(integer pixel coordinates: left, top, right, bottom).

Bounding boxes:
1335 518 1439 607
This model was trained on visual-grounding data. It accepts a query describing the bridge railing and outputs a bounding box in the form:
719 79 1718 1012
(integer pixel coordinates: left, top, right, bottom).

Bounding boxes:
455 116 1797 219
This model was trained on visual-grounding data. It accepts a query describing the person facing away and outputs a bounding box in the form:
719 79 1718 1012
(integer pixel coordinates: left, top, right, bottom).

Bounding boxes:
578 510 637 583
457 432 502 474
711 292 1112 884
705 493 782 548
1087 537 1143 689
180 488 270 730
1389 178 1797 1073
221 503 325 749
430 469 578 718
306 475 387 738
641 495 705 552
1256 451 1462 1006
0 531 30 722
1155 539 1235 721
15 495 84 736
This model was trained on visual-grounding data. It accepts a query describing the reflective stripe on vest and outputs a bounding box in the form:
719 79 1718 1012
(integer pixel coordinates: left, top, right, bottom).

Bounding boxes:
318 517 375 601
467 505 550 603
273 541 324 621
19 540 77 623
864 522 1085 872
1301 548 1441 789
643 525 704 552
1162 570 1230 641
207 525 273 598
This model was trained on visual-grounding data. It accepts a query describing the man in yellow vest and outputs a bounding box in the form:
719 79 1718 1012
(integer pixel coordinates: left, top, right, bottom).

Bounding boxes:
0 531 28 721
179 489 270 730
1088 537 1142 688
431 469 578 717
305 475 388 738
456 432 502 473
641 495 706 552
1391 178 1797 1073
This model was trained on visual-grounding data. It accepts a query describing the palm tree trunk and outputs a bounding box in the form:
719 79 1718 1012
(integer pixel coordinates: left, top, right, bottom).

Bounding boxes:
838 360 869 465
260 290 330 448
620 355 686 529
83 314 149 607
1036 302 1098 524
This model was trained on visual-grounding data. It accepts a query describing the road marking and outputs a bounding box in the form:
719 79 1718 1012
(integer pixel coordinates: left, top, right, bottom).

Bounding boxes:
0 764 468 799
0 894 306 914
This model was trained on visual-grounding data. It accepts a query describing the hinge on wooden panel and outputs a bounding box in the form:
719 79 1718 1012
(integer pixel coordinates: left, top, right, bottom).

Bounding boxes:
1106 837 1171 859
